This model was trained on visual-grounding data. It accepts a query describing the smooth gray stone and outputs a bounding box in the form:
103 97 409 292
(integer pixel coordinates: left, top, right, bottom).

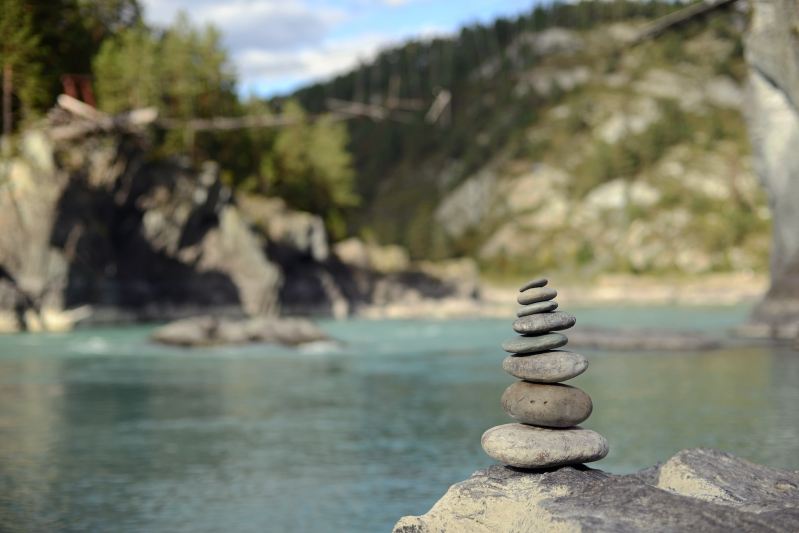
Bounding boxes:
517 287 558 305
502 333 567 354
502 350 588 382
519 277 548 291
480 423 608 469
501 381 593 427
513 311 576 335
516 301 558 317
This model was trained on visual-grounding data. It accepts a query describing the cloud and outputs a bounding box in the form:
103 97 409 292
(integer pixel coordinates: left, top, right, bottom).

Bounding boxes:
138 0 504 96
141 0 343 50
236 32 395 89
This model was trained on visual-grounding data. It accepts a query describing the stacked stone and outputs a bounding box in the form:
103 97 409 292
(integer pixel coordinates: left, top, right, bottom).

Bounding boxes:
481 278 609 469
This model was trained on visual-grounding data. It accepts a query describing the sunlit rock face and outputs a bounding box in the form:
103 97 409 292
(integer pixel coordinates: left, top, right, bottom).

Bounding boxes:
744 0 799 338
393 448 799 532
0 129 285 330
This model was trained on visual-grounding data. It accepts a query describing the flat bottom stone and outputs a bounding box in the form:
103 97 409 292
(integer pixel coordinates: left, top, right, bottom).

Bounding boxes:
481 423 609 469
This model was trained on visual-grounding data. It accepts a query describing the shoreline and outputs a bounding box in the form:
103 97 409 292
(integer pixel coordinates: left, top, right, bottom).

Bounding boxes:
360 272 768 320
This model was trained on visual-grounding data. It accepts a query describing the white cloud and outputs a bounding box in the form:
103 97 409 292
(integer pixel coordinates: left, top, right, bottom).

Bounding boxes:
236 32 395 87
141 0 343 49
139 0 450 95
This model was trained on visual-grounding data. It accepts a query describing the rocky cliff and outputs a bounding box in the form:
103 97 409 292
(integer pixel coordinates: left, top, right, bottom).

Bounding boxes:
744 0 799 338
0 126 282 329
0 114 477 331
394 448 799 532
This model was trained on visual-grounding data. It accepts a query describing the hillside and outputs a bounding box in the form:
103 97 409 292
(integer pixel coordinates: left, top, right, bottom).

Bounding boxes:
294 1 769 277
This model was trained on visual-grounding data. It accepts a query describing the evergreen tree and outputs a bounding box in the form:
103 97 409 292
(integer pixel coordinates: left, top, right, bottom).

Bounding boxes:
93 25 159 112
261 100 358 237
0 0 41 152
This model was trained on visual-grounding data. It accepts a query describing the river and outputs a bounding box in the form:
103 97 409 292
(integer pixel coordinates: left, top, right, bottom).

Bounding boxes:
0 306 797 532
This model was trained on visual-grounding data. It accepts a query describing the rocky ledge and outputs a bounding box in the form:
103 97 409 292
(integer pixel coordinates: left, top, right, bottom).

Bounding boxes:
394 448 799 532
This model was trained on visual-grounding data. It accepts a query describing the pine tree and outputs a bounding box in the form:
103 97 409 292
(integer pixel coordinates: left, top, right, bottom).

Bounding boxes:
260 100 358 237
0 0 40 154
93 25 159 113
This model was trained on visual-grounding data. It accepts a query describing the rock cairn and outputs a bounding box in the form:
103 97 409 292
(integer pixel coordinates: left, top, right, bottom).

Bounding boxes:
481 278 609 469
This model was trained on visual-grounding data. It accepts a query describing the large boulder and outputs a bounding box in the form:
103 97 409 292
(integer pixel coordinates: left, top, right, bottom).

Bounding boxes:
744 0 799 338
394 448 799 532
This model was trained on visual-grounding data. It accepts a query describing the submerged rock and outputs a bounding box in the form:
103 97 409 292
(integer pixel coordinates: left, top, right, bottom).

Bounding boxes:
394 448 799 532
151 316 331 347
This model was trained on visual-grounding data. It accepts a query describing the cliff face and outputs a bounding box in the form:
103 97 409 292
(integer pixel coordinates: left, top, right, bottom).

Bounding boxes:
745 0 799 337
0 129 282 328
0 121 476 331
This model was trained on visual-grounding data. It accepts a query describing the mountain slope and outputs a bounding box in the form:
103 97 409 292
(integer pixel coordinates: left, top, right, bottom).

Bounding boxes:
294 1 768 276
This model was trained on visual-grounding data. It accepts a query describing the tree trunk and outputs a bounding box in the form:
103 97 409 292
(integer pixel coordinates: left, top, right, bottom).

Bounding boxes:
2 62 12 156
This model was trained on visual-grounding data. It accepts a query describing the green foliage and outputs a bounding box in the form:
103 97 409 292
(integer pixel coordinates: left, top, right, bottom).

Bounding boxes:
93 25 158 112
260 100 359 238
574 99 695 196
291 0 688 256
0 0 43 124
0 0 146 128
78 0 142 42
94 11 237 155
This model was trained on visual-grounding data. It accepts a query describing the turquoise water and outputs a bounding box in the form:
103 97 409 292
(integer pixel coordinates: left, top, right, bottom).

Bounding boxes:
0 306 798 532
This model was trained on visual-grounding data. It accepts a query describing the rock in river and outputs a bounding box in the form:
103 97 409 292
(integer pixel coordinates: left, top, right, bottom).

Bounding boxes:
517 286 558 305
516 300 558 317
151 315 332 347
501 381 593 427
502 350 588 382
502 332 567 354
512 311 576 335
481 423 608 469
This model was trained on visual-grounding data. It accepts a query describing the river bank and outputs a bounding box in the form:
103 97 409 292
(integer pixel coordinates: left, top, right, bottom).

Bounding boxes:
359 272 768 319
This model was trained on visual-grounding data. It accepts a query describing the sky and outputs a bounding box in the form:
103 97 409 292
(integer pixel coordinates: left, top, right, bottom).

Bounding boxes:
140 0 536 97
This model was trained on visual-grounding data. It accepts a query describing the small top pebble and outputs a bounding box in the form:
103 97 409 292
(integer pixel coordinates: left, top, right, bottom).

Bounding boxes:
519 278 548 292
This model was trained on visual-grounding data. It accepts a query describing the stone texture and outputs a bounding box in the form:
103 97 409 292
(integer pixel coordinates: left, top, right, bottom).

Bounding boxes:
502 333 568 354
517 301 558 317
744 0 799 337
501 381 592 427
518 287 558 305
394 448 799 532
513 311 576 335
480 424 608 469
519 278 548 291
502 351 588 382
